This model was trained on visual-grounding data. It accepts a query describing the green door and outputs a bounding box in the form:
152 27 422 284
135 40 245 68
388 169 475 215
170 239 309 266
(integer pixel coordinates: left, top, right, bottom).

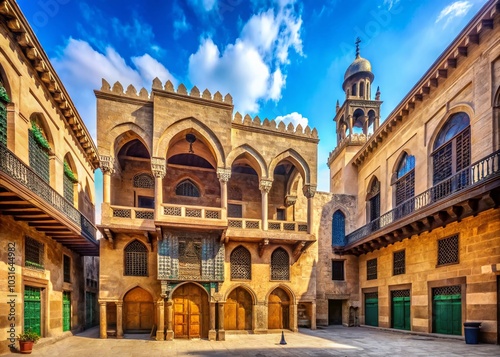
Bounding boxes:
24 286 41 335
365 293 378 327
432 286 461 335
63 292 71 332
392 290 410 330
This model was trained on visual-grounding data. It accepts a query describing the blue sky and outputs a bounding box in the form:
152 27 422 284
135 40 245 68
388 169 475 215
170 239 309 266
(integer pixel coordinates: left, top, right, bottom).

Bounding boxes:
18 0 488 198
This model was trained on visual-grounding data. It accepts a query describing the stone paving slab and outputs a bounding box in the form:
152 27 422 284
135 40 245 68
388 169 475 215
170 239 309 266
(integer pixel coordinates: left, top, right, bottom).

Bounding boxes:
3 326 499 357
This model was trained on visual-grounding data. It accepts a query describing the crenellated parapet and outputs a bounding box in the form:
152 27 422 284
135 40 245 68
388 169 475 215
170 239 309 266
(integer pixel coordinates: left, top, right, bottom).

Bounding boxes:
327 133 369 165
99 77 233 105
232 112 318 140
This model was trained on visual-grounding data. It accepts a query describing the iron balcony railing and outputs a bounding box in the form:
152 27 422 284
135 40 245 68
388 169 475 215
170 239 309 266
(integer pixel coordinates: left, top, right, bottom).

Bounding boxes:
346 149 500 246
0 144 97 243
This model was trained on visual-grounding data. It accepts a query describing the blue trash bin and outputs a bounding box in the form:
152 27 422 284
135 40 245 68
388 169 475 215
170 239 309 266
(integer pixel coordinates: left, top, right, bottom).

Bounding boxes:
463 322 481 344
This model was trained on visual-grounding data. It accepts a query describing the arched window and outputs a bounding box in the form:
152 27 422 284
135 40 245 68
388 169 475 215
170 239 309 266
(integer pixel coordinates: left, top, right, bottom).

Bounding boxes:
230 246 251 280
175 179 200 197
332 210 346 246
432 112 470 187
133 173 155 189
271 248 289 281
63 159 78 204
29 117 50 183
352 83 357 96
359 81 365 97
124 240 148 276
367 177 380 228
0 79 9 146
394 153 415 206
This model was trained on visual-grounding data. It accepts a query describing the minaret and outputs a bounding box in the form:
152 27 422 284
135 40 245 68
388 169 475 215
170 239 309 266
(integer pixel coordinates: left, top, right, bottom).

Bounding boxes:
328 39 383 194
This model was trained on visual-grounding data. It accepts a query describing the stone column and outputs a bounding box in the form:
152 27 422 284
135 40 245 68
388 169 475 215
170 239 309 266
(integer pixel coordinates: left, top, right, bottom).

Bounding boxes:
303 185 316 234
100 156 115 204
285 195 297 222
217 302 225 341
374 116 380 131
260 179 273 230
116 302 123 338
166 300 174 341
209 302 217 341
311 302 317 330
217 168 231 213
99 302 107 339
347 115 353 136
151 157 166 220
292 303 298 332
156 298 165 341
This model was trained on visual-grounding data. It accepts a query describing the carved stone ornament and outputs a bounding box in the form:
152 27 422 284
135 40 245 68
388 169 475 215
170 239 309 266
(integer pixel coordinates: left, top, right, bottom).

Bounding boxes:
285 195 297 207
216 168 231 183
259 179 273 193
302 184 317 198
151 157 166 179
99 155 115 174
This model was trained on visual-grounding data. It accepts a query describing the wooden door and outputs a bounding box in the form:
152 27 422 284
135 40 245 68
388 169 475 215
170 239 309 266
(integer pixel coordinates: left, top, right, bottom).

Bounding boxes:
173 284 208 339
24 286 41 335
328 300 342 325
225 288 252 330
123 287 154 332
365 293 379 327
268 288 290 330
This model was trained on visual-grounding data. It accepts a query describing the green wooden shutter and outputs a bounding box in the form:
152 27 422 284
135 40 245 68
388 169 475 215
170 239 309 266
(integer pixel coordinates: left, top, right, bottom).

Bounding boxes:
392 293 410 330
432 286 461 335
365 293 379 327
63 292 71 332
24 286 41 336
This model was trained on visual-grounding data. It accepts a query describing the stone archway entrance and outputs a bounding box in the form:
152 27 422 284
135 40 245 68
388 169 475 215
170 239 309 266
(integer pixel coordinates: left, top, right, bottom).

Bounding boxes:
123 287 154 333
225 287 252 331
268 288 290 330
172 283 209 339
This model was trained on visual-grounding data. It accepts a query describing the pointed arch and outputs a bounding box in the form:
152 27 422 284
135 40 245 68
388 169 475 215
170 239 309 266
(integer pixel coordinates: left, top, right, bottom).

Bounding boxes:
175 178 200 197
63 152 78 204
230 245 251 280
85 177 93 202
156 117 225 167
124 240 148 276
269 149 310 184
265 284 297 305
106 123 152 158
30 112 54 147
227 144 268 180
270 247 290 281
224 284 258 304
332 210 346 246
168 281 209 300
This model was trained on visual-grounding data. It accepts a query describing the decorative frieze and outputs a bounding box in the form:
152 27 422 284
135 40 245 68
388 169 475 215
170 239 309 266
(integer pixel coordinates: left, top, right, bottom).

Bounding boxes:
259 179 273 193
151 157 166 179
216 168 231 183
99 155 115 174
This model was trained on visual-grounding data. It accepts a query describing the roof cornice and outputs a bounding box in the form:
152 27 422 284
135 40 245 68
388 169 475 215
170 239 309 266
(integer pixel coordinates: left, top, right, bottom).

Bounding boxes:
0 0 99 169
350 0 499 167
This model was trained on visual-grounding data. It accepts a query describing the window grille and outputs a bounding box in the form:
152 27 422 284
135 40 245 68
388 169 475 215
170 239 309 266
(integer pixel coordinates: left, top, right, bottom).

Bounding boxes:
392 289 410 298
395 154 415 207
124 240 148 276
63 255 71 283
332 260 345 281
175 179 200 197
230 246 251 280
367 258 377 280
63 173 74 203
0 91 7 145
393 250 405 275
332 210 346 246
437 235 459 266
228 204 243 218
25 236 44 270
133 173 154 189
271 248 289 280
228 185 243 200
365 292 378 299
29 130 49 183
432 285 461 296
432 113 470 185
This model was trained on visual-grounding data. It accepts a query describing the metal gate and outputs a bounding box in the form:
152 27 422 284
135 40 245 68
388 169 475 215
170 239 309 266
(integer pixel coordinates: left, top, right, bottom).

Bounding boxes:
63 292 71 332
365 292 378 327
432 286 461 335
391 290 410 330
24 286 41 335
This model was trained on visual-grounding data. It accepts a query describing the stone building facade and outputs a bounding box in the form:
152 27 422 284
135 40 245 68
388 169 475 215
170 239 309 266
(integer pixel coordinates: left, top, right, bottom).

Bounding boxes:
96 78 319 340
321 0 500 343
0 0 99 354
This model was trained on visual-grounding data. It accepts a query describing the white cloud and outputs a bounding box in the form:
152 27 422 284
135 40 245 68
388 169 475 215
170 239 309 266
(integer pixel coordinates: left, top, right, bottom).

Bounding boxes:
188 2 303 113
188 0 218 12
383 0 400 10
436 1 472 27
275 112 309 129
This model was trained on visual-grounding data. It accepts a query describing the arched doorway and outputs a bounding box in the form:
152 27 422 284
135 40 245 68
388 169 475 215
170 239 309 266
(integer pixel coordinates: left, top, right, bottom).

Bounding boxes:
123 287 154 333
172 283 209 339
268 288 290 330
225 287 253 331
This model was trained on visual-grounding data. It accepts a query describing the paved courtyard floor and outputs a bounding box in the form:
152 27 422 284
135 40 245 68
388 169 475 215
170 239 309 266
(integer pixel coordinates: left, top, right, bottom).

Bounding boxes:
5 326 500 357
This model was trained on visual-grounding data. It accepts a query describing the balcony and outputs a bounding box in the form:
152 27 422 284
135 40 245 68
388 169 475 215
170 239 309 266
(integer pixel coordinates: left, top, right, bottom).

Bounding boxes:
337 150 500 255
158 203 227 229
0 144 98 255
